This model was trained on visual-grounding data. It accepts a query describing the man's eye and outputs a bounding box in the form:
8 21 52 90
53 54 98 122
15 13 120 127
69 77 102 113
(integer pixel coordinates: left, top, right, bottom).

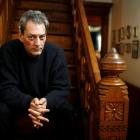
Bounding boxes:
27 36 34 40
39 35 45 40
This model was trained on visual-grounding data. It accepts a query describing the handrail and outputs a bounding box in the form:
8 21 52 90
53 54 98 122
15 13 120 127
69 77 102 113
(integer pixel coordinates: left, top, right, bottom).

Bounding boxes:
77 0 101 83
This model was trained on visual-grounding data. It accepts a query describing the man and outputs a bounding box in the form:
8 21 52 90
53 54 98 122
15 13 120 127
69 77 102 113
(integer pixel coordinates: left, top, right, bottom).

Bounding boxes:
0 10 75 140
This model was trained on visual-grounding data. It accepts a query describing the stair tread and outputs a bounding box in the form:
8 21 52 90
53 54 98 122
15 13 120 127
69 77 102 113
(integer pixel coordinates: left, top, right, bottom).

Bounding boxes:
18 1 69 12
14 9 72 23
68 64 76 69
21 0 69 4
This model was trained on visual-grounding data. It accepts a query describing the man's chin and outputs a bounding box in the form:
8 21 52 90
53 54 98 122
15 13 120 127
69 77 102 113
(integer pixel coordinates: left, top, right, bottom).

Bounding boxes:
30 51 42 57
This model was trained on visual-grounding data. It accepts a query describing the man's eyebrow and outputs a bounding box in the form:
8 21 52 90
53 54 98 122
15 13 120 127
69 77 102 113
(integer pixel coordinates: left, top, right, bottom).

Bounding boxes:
39 34 46 36
27 33 46 36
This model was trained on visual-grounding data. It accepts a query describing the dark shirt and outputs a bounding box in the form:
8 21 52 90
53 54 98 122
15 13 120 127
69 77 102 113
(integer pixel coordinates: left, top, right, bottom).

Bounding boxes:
0 39 70 113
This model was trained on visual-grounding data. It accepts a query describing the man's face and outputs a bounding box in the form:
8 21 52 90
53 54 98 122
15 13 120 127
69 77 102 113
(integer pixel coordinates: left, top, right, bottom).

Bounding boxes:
20 20 46 57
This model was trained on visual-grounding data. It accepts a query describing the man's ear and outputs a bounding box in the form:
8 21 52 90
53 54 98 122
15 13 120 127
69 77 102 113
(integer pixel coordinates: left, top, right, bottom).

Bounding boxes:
19 33 24 42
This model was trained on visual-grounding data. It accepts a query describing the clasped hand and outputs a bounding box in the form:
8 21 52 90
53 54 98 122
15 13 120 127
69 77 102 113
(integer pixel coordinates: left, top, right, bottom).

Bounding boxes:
28 97 50 128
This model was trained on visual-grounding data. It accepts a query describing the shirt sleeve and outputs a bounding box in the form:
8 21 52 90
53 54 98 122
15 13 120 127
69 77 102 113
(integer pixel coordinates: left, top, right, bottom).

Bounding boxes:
0 46 32 112
45 48 71 110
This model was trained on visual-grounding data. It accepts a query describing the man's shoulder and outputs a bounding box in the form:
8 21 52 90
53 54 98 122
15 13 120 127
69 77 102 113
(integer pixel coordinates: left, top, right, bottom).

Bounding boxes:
1 39 21 51
0 39 23 59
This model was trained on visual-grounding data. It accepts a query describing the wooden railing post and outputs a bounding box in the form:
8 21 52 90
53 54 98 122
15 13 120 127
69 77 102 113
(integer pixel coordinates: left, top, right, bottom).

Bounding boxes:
98 48 129 139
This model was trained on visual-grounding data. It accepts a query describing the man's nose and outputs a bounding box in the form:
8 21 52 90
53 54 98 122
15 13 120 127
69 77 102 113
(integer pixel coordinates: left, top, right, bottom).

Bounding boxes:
34 37 40 46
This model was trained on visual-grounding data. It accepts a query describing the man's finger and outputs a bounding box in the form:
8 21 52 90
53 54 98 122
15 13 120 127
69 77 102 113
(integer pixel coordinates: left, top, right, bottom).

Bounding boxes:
28 113 42 128
28 113 37 120
32 120 43 127
28 108 41 116
37 115 49 122
33 98 40 106
39 98 46 104
34 124 40 129
30 98 40 109
38 108 50 114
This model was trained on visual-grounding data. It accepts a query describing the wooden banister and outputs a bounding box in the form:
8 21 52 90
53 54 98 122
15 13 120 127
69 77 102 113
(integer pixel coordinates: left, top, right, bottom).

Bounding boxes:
76 0 101 83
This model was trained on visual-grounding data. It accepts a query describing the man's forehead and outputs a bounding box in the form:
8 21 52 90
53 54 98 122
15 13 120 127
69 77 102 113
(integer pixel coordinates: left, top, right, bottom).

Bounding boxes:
25 33 46 36
25 21 45 29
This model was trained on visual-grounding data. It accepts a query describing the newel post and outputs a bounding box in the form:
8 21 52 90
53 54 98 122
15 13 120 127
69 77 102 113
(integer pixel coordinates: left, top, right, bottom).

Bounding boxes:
98 48 129 139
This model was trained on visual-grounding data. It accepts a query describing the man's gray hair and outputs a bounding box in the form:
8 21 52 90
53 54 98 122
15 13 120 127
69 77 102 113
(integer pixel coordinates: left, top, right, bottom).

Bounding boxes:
19 10 49 34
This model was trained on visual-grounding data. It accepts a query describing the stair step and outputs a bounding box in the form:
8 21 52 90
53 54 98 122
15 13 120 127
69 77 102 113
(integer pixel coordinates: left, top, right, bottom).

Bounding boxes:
68 64 76 69
22 0 69 4
47 35 73 50
15 9 71 23
70 86 77 90
65 51 75 65
46 11 72 23
48 22 72 35
18 1 69 12
68 67 77 86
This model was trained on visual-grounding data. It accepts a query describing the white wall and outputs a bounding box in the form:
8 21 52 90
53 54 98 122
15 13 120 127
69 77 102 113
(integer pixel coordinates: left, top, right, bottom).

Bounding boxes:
112 0 140 87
